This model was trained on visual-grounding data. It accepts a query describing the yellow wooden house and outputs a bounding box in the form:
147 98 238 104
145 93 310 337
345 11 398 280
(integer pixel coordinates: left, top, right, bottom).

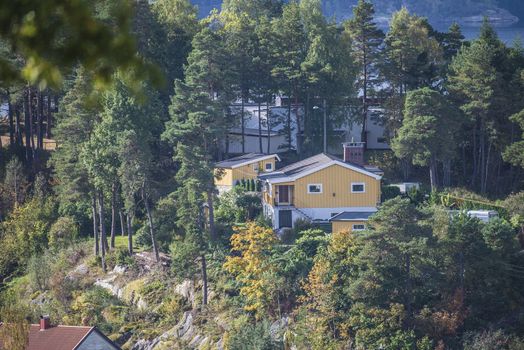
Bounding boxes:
214 153 281 193
259 145 382 231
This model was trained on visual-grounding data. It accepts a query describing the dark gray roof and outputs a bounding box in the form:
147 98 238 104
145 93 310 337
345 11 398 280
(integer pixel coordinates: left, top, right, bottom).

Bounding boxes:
259 153 336 179
330 211 376 222
259 153 382 180
215 153 275 169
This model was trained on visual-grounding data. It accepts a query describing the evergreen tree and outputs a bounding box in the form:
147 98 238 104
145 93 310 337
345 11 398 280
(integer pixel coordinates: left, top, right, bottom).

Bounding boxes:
344 0 384 147
271 1 308 153
392 88 460 191
163 25 231 305
381 8 443 140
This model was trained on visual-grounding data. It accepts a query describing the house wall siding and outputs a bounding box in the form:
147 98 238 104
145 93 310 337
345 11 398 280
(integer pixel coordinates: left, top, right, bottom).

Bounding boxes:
215 168 233 187
231 159 276 183
292 164 380 208
76 331 119 350
332 220 368 233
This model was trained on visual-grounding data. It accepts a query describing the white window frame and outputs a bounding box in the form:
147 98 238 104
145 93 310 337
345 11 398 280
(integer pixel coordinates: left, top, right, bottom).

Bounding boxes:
352 224 366 231
264 162 273 172
307 183 323 194
351 182 366 193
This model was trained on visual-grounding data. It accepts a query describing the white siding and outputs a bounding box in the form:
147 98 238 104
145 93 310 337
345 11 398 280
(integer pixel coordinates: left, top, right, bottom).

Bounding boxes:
76 331 119 350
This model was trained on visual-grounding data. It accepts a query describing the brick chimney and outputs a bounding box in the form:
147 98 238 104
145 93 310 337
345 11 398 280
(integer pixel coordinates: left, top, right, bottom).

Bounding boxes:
40 315 51 331
343 142 365 166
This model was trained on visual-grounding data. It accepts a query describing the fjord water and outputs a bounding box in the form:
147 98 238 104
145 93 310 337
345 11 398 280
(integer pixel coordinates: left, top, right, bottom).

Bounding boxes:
453 25 524 44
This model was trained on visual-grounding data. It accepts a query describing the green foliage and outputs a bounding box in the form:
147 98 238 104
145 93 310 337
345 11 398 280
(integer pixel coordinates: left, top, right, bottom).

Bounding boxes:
382 185 402 201
0 0 152 88
216 187 262 224
224 316 281 350
0 197 56 278
48 216 78 249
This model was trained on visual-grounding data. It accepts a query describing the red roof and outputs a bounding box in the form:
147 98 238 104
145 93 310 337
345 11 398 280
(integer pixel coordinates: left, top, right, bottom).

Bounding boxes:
1 324 120 350
27 325 93 350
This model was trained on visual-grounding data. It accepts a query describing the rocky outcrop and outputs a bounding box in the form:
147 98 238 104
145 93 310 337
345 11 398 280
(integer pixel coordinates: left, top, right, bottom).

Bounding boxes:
131 311 222 350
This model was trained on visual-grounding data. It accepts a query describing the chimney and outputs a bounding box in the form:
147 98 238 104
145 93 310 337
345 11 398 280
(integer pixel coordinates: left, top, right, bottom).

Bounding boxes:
40 315 51 331
343 142 365 166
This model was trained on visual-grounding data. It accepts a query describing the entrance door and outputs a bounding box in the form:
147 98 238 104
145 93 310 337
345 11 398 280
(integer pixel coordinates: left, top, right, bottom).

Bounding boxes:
279 210 293 228
279 186 289 204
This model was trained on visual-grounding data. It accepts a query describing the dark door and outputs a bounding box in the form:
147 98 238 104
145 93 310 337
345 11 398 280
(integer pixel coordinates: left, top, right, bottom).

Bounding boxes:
279 185 289 204
279 210 292 228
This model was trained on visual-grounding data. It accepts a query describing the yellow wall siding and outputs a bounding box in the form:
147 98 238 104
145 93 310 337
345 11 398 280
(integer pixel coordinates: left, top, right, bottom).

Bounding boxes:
332 220 368 233
292 164 380 208
215 168 233 187
215 157 277 187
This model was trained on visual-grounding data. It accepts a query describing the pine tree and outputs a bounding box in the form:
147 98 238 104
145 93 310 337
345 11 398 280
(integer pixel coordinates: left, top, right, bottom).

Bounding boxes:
271 1 308 153
344 0 384 147
392 88 460 191
163 25 231 305
381 8 443 139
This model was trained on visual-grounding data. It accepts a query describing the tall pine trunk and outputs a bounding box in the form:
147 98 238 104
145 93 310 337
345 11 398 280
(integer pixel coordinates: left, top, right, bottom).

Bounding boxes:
294 89 302 157
46 92 52 138
443 159 452 188
98 192 107 272
37 91 44 149
110 183 117 250
142 186 159 263
361 62 368 148
127 213 133 255
15 105 22 146
23 88 32 161
7 92 14 146
287 92 292 151
241 97 245 153
266 99 271 154
92 193 99 257
429 155 438 192
207 191 216 241
119 210 126 237
258 101 263 153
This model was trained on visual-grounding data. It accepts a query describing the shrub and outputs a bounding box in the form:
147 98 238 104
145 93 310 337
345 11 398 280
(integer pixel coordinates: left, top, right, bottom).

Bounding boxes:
224 316 281 350
381 185 401 201
48 216 78 249
27 253 54 291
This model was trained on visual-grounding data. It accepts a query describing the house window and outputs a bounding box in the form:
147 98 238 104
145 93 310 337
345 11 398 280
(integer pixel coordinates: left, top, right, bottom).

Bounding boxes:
353 224 366 231
265 162 273 172
252 163 259 172
351 183 365 193
307 184 322 194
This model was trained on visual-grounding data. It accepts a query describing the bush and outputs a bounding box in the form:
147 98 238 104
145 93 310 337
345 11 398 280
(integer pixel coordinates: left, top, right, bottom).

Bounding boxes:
106 247 134 269
293 218 313 236
27 253 54 291
48 216 78 249
381 185 401 202
225 316 281 350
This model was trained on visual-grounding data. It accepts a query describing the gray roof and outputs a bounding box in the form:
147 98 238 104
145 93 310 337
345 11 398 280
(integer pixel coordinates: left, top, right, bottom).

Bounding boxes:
330 212 376 222
215 153 276 169
229 127 279 137
259 153 382 181
259 153 336 180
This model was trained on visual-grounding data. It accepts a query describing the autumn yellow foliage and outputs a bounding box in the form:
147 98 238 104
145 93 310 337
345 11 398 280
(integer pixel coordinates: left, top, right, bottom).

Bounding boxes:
224 222 277 317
